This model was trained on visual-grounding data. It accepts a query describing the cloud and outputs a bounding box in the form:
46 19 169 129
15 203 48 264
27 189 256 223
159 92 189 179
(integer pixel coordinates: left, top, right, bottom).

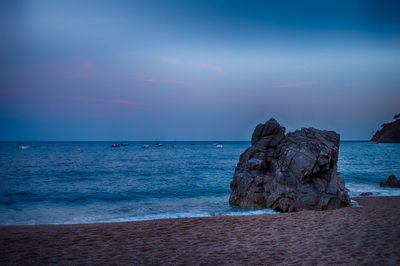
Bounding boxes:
142 78 156 83
277 80 319 88
188 61 224 74
74 60 96 77
58 95 145 106
53 59 97 78
131 77 196 86
162 57 180 64
162 57 224 74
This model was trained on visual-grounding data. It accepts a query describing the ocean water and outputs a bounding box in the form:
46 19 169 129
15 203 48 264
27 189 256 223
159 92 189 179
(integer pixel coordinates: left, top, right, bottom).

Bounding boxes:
0 141 399 225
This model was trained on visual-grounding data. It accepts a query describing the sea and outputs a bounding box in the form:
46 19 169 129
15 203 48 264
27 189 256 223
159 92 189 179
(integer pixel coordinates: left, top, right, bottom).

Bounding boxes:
0 141 399 225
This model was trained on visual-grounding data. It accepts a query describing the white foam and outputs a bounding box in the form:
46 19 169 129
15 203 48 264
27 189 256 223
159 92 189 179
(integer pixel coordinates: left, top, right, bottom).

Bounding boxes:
96 209 278 223
350 200 361 207
347 182 400 197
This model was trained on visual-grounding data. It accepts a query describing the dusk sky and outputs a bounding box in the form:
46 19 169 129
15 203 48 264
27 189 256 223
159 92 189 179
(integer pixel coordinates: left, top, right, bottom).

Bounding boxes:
1 0 400 141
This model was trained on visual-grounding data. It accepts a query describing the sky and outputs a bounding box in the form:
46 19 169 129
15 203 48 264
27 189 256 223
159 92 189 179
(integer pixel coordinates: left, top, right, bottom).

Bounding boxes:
1 0 400 141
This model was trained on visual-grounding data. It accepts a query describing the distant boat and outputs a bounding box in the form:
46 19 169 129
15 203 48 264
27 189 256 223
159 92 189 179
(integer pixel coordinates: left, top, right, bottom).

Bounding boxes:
143 145 151 148
155 142 163 147
18 145 30 150
111 144 120 147
216 144 223 148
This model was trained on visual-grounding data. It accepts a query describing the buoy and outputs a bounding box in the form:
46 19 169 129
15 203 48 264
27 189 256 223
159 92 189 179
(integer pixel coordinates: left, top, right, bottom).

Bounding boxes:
77 148 80 151
184 147 187 151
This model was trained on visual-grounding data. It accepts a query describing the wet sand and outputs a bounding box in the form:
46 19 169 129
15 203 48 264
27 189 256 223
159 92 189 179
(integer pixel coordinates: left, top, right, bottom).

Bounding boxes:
1 196 400 265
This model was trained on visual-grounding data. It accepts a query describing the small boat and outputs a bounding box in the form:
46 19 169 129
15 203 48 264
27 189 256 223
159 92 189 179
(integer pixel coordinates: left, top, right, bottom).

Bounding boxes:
111 144 120 147
143 145 151 148
18 145 30 150
216 144 223 148
155 142 163 147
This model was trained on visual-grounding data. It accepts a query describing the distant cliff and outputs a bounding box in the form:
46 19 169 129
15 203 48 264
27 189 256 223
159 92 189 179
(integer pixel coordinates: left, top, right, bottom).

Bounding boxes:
370 119 400 143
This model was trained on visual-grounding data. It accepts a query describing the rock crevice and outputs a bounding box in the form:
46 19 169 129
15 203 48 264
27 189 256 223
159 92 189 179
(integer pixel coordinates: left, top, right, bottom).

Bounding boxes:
229 118 350 212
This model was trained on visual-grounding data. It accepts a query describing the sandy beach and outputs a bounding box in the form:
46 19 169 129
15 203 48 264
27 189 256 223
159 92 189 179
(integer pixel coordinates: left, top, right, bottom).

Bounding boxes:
1 196 400 265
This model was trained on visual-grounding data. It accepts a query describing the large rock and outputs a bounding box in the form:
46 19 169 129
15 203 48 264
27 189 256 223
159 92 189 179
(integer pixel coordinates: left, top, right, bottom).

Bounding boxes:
370 119 400 143
229 118 350 212
380 175 400 188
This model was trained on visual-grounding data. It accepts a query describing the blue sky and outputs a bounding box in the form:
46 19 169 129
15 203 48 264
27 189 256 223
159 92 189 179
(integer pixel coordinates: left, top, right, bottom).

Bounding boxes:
1 0 400 140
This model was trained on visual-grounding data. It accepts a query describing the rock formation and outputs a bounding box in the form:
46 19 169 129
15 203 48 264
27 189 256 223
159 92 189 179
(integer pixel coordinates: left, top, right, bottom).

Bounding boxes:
380 175 400 188
360 192 373 196
370 119 400 143
229 118 350 212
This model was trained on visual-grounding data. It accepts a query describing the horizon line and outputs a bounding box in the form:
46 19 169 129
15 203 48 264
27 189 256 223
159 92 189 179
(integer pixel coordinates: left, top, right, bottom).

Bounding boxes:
0 140 370 142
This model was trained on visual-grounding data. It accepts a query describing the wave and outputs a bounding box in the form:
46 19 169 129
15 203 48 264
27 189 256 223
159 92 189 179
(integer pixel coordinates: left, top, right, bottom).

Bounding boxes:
42 209 278 225
0 188 232 206
347 182 400 197
98 209 278 223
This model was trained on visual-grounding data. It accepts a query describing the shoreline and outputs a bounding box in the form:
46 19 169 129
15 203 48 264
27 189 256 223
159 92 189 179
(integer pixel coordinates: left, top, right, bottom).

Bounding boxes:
1 196 400 265
0 197 369 228
2 191 399 227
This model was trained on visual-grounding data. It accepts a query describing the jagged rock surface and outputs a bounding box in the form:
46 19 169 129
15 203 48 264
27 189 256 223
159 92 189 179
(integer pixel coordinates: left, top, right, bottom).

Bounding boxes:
229 118 350 212
380 175 400 188
371 119 400 143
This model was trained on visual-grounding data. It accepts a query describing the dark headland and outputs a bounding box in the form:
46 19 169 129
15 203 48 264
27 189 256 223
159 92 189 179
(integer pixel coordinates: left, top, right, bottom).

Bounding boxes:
371 114 400 143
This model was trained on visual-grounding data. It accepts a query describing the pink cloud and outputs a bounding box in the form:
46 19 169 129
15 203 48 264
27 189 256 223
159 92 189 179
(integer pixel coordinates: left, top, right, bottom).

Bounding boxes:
162 57 180 64
58 95 145 106
52 59 97 78
130 77 158 85
142 78 156 83
74 60 96 77
164 79 189 85
162 57 224 74
278 80 319 88
188 61 224 74
131 77 198 86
